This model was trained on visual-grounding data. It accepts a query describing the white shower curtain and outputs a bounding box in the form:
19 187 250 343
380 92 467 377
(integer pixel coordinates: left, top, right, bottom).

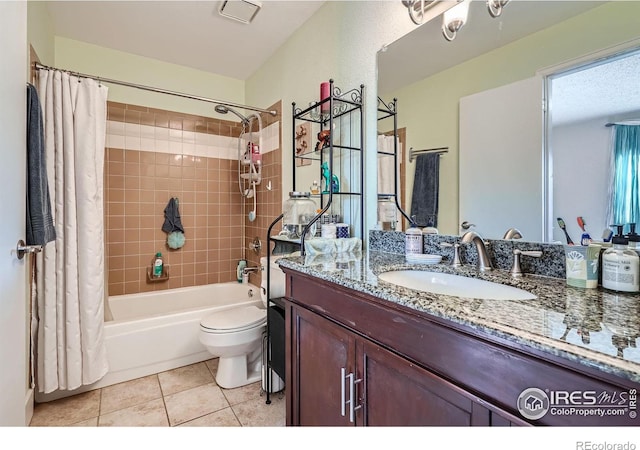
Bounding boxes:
35 69 109 393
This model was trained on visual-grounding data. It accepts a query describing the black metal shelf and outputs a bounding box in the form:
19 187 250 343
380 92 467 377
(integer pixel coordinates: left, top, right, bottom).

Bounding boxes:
263 81 364 405
377 96 412 226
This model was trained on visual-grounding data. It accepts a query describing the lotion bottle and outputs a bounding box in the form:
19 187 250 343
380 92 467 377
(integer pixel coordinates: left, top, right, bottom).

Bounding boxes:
405 221 423 256
602 225 639 292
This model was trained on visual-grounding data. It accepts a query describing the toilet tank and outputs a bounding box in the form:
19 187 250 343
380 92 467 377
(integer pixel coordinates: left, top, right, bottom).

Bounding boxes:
260 256 286 305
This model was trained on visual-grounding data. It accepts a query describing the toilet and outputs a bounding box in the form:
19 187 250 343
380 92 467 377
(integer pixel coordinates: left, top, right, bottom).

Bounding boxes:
198 256 287 389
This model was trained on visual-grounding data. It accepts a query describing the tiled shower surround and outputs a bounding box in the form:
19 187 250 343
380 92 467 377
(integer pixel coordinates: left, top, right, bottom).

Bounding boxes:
105 101 282 296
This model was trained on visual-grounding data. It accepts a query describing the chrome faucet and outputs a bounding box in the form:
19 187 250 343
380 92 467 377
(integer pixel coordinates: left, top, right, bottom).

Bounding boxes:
460 231 493 271
510 249 542 278
503 228 523 240
242 266 262 275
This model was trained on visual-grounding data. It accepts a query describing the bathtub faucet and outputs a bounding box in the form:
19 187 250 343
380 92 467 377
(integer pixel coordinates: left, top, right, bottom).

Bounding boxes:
241 266 262 283
242 266 262 275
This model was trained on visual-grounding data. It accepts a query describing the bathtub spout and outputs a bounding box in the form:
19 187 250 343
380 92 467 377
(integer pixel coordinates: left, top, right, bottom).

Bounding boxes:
242 266 261 284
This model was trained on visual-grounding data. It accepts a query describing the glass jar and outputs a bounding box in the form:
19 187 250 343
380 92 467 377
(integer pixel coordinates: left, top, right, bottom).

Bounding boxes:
282 192 318 239
378 196 397 231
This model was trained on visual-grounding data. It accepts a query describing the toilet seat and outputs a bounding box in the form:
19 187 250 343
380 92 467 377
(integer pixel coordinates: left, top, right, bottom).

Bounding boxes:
200 306 266 334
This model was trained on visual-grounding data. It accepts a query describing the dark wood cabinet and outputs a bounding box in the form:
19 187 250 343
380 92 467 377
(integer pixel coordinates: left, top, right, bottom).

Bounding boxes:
283 268 639 426
289 303 495 426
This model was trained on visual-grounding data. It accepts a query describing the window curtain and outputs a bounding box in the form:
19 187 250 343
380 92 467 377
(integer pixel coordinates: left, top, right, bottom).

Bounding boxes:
608 125 640 229
35 69 109 393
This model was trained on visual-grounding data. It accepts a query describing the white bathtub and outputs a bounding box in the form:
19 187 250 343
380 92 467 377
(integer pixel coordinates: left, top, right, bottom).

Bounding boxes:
36 282 263 402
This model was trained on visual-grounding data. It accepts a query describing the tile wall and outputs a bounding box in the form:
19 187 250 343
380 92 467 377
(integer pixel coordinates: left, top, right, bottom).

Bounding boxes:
105 101 282 296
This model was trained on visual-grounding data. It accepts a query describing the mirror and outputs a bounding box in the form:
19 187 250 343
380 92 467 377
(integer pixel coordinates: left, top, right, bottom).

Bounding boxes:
377 0 640 242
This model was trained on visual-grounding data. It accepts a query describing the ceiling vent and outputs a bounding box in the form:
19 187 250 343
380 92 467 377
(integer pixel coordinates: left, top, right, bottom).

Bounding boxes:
218 0 262 24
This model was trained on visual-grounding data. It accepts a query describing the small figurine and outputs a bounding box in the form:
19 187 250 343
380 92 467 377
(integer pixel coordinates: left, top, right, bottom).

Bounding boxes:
315 130 331 152
321 162 340 194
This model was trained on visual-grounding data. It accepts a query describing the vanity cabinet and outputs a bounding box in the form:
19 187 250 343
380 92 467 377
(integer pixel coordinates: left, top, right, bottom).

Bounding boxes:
283 267 639 427
289 303 498 426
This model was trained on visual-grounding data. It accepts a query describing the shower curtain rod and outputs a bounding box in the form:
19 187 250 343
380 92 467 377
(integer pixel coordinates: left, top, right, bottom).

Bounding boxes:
409 146 448 162
605 120 640 127
34 62 277 117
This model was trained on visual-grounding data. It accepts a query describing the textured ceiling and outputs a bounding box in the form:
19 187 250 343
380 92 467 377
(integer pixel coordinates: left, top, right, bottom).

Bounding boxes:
551 50 640 126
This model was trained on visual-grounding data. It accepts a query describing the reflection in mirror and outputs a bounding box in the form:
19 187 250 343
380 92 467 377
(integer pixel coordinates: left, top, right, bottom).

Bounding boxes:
377 1 640 242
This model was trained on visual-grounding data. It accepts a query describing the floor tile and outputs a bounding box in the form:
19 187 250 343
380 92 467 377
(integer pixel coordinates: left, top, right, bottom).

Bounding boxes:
30 389 101 426
164 383 229 426
71 417 99 426
158 361 215 396
221 380 263 406
100 374 162 414
204 358 219 379
98 398 169 427
177 407 241 427
232 390 286 427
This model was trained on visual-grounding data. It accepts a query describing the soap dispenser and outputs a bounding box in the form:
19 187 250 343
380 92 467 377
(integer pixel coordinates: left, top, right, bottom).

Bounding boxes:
602 225 639 292
405 218 423 255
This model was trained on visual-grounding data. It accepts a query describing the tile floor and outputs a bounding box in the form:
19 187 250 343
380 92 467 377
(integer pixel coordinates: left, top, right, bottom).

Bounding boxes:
29 359 285 427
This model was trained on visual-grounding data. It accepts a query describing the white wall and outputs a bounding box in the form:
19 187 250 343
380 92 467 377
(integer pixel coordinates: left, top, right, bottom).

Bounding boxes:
551 118 614 245
0 1 29 426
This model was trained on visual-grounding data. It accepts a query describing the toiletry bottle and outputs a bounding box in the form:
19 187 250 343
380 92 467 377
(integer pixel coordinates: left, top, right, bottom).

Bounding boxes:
153 252 164 278
602 225 639 292
251 143 261 165
405 221 423 255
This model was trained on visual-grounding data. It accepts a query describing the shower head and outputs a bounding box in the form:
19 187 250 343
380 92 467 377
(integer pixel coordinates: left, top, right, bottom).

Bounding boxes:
214 104 251 125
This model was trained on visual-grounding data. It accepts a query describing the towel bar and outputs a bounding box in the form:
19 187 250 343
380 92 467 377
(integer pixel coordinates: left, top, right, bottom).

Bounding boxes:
16 239 42 260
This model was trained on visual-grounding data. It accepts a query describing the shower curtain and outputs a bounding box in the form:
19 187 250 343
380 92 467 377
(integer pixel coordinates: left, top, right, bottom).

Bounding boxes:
35 69 109 393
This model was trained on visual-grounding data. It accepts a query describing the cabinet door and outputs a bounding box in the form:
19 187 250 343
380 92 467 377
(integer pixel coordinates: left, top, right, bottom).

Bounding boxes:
357 339 490 426
290 305 356 426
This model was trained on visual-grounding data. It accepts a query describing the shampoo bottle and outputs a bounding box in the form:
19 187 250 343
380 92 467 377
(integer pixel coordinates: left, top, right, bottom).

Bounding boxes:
405 221 423 256
153 252 164 278
602 225 639 292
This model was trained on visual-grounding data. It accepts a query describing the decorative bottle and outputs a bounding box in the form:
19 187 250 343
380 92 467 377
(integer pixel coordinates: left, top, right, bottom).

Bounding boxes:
602 225 639 292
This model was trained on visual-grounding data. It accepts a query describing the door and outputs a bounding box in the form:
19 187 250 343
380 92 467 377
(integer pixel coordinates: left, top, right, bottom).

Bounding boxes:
290 305 356 426
459 76 544 241
0 1 29 425
358 339 489 426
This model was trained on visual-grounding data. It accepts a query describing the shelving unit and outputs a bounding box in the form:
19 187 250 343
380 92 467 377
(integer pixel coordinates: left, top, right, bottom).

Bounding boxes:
262 80 365 404
377 96 411 227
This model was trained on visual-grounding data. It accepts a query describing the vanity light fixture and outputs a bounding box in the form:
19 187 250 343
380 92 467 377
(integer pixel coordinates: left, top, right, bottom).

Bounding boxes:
402 0 441 25
218 0 262 24
487 0 510 18
442 0 470 42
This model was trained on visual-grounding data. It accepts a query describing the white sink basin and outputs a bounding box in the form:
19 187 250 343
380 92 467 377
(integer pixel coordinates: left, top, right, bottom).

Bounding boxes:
378 270 537 300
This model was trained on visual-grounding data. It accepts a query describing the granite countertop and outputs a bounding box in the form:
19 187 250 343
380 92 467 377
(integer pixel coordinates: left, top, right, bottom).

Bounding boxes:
277 250 640 384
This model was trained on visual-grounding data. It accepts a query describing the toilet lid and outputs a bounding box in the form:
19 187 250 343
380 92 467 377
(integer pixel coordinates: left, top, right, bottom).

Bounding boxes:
200 306 266 333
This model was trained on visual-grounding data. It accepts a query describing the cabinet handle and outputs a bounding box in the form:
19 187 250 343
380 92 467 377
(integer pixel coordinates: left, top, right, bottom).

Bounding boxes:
340 367 362 423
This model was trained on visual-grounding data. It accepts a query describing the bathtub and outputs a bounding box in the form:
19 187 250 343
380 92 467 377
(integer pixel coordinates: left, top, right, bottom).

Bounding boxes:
36 282 263 402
